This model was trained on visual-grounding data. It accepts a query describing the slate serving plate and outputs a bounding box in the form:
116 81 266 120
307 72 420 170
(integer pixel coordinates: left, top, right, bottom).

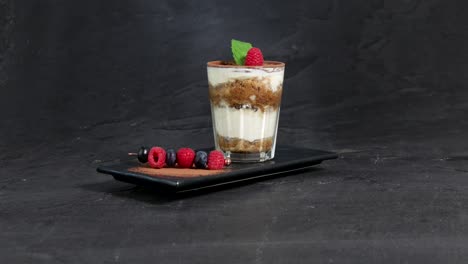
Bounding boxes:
96 146 337 193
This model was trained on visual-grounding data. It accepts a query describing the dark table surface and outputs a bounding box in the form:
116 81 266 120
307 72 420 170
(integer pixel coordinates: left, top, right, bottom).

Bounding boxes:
2 0 468 263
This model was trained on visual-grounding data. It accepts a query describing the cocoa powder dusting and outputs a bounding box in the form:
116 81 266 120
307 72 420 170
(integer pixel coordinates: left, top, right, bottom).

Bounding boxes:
128 167 226 178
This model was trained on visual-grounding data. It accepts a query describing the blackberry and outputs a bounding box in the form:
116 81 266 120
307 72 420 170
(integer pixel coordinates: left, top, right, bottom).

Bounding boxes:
166 149 177 167
194 151 208 169
137 147 149 163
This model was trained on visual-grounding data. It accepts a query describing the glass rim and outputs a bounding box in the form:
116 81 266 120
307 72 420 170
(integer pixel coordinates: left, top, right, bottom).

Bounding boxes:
207 60 285 68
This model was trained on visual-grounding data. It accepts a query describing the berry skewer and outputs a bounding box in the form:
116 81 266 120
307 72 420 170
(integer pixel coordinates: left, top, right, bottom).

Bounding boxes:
128 146 231 170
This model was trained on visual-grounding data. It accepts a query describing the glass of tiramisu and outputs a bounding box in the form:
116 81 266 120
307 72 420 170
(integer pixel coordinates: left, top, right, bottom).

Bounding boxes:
207 40 285 162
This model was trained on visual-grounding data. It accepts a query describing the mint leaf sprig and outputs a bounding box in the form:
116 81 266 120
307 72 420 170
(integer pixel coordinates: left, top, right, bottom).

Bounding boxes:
231 39 252 65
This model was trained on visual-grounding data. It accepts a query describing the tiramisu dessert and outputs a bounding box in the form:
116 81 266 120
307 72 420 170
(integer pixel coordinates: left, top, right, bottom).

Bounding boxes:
207 39 285 162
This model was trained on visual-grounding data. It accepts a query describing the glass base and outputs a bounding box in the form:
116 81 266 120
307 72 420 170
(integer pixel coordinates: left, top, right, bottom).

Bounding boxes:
223 150 274 163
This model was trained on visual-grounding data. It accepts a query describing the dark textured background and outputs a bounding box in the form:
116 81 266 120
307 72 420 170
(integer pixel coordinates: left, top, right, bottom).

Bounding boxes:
2 0 468 263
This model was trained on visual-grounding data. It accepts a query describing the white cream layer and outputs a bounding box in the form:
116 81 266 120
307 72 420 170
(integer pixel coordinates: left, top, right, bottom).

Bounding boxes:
207 67 284 92
212 106 279 142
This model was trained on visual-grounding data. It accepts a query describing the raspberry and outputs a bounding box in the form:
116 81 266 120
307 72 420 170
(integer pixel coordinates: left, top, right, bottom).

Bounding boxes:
147 147 166 169
245 47 264 66
207 150 225 170
177 148 195 168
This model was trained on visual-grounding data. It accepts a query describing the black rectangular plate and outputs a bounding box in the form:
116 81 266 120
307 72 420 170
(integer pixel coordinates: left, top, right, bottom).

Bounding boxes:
96 146 337 193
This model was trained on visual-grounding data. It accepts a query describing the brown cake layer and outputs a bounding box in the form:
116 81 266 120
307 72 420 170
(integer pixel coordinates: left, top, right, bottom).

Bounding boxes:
217 135 273 153
209 78 282 111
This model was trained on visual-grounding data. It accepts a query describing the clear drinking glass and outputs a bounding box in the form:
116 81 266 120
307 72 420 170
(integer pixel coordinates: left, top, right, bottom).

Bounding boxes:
207 60 285 162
